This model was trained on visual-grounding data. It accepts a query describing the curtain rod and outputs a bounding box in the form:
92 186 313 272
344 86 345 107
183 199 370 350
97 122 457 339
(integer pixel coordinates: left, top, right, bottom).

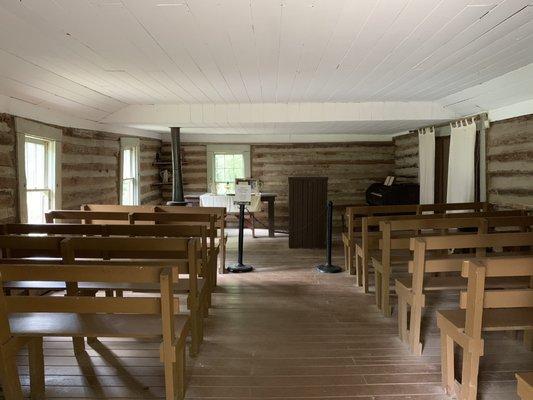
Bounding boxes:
409 112 489 134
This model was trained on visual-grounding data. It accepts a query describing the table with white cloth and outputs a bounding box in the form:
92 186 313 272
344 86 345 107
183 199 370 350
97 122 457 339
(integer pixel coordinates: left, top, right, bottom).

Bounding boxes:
192 193 277 237
199 193 262 213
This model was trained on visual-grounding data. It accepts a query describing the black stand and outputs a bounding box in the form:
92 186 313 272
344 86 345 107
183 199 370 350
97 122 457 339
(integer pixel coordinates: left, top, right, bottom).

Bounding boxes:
227 203 254 273
316 201 342 273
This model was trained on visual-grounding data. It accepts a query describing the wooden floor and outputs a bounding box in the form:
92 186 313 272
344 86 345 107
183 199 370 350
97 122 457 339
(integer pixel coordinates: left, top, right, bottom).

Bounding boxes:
13 230 533 399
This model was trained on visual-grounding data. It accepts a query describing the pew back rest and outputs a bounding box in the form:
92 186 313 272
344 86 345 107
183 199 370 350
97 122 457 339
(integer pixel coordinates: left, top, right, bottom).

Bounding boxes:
0 262 177 343
45 210 130 225
156 206 226 229
0 235 63 259
458 257 533 339
1 223 209 268
61 236 198 275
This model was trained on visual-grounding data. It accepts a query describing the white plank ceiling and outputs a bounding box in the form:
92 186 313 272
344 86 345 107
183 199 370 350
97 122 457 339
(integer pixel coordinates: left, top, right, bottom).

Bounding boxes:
0 0 532 140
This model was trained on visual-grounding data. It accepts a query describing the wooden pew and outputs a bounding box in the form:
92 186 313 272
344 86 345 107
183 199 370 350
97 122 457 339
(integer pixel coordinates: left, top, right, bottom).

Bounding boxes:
0 234 204 357
516 372 533 400
61 236 204 357
343 204 419 281
345 202 492 290
128 212 219 288
156 206 228 274
364 210 526 300
1 223 214 311
0 259 191 400
437 256 533 400
374 217 487 317
83 204 229 274
373 212 529 316
404 232 533 356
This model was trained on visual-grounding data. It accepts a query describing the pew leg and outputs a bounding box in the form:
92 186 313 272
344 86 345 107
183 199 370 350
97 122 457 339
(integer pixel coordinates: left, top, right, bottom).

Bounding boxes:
440 332 455 395
343 244 348 272
0 343 23 400
362 253 370 294
190 311 201 358
163 349 178 400
348 246 355 276
374 269 382 311
397 296 408 344
381 266 392 317
524 330 533 351
460 347 482 400
29 337 45 400
355 251 363 286
73 337 85 355
175 343 186 400
409 299 423 355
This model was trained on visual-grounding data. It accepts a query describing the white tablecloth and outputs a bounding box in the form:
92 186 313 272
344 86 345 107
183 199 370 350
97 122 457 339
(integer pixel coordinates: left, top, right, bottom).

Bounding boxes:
199 193 262 213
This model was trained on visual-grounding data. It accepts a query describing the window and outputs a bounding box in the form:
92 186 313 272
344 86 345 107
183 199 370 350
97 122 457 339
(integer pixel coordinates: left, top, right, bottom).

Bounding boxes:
25 137 54 223
120 137 140 205
16 117 62 223
214 153 245 194
207 145 251 194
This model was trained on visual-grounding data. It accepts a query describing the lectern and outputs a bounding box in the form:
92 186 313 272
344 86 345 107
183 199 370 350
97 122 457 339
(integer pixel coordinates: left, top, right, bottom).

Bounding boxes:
288 177 328 248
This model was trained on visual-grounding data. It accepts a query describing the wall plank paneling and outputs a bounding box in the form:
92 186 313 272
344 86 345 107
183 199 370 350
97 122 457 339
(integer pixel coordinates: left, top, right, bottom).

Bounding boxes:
393 132 419 183
487 115 533 209
0 114 17 223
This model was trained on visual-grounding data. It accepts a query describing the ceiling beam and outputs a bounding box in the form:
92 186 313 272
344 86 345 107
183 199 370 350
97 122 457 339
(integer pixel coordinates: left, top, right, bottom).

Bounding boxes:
101 101 459 127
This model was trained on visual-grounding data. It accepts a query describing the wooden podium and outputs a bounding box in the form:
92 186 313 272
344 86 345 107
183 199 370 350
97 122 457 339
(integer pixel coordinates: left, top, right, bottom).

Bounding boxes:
288 177 328 248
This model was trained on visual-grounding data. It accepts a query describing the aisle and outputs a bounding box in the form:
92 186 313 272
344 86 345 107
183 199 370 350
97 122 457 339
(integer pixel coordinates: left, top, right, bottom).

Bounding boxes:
14 232 529 399
188 232 525 400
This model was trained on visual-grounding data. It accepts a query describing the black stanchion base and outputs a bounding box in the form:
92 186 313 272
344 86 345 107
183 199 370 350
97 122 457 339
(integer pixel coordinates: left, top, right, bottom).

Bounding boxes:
227 263 254 273
316 264 342 273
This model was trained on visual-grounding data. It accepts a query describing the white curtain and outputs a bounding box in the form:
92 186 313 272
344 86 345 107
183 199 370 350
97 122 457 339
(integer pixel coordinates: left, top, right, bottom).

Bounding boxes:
447 119 477 204
418 127 435 204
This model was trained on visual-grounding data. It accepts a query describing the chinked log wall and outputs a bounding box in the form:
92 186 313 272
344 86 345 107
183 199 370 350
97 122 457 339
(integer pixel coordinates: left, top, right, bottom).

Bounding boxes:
0 113 162 222
0 114 17 223
167 141 395 229
487 114 533 209
393 132 419 183
252 142 395 229
62 128 162 209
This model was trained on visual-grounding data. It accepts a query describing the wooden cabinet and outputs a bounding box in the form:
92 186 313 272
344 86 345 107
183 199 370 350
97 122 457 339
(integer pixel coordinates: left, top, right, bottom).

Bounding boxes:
288 177 328 248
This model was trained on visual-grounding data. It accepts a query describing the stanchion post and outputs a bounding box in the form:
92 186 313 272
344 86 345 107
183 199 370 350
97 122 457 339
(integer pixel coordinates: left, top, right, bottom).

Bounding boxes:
316 201 342 273
228 203 253 273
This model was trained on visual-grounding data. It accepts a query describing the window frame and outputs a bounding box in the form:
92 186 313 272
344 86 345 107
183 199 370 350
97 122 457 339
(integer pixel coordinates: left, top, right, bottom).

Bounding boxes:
16 117 62 223
206 145 251 194
119 137 141 205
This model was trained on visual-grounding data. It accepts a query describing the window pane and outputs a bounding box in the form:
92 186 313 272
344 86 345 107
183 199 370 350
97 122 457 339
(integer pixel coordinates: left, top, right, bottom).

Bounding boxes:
122 179 134 205
25 141 47 189
123 149 132 179
27 191 49 223
213 153 245 194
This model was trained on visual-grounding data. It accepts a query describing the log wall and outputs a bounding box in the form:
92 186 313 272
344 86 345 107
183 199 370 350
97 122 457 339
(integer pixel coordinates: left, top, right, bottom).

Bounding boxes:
251 142 394 229
159 142 208 201
0 114 17 223
61 128 121 209
393 132 419 183
62 129 162 209
487 115 533 209
0 113 162 221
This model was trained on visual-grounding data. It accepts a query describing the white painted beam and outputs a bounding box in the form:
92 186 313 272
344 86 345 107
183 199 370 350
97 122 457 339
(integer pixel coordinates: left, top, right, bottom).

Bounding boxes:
101 101 459 126
0 94 160 139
